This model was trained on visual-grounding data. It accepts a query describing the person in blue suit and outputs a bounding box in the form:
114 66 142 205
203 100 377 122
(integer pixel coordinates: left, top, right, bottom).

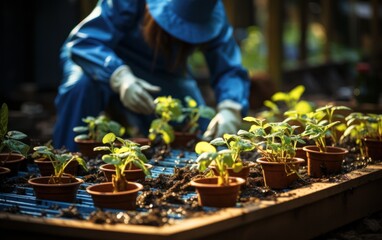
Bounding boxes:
53 0 250 151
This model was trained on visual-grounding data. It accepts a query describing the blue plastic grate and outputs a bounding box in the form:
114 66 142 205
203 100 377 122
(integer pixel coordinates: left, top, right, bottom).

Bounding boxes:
0 149 208 221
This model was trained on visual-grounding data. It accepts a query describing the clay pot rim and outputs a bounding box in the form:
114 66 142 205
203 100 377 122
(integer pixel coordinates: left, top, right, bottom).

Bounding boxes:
209 161 256 171
302 145 349 154
33 157 50 163
363 138 382 143
190 176 245 188
256 157 305 165
28 176 84 186
86 182 143 196
100 163 153 173
0 152 25 161
0 166 11 174
34 158 78 164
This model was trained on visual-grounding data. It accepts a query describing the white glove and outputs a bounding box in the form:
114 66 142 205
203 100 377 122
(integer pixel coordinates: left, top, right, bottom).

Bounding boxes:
203 100 242 141
110 65 161 114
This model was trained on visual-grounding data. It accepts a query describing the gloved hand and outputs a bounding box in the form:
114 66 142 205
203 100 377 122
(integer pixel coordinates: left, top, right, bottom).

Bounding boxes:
203 100 242 141
110 65 161 114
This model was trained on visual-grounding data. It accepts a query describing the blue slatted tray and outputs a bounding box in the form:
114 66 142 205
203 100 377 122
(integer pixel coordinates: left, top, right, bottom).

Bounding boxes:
0 149 212 222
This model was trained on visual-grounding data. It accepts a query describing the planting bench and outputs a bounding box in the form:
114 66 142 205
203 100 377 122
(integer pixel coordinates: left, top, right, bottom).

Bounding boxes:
1 149 382 240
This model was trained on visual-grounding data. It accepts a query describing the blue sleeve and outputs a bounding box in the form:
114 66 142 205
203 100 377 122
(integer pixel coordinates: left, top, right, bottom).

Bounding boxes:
203 22 251 116
64 0 140 83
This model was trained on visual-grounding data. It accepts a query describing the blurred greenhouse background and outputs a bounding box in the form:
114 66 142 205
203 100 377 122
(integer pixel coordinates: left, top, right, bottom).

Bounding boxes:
187 0 381 111
1 0 381 139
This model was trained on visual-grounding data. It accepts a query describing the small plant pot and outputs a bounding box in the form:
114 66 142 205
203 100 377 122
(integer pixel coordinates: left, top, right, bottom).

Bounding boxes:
295 138 315 166
0 166 11 180
363 138 382 161
295 147 307 166
171 132 198 149
256 157 305 189
74 139 107 159
86 182 143 210
28 176 83 202
210 162 255 183
34 157 79 176
0 153 26 177
303 145 348 178
190 177 245 208
100 163 153 182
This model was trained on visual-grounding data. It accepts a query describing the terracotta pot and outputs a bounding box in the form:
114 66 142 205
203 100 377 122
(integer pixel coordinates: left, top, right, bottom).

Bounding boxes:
190 177 245 208
295 148 307 166
210 161 255 182
363 138 382 161
86 182 143 210
100 163 153 182
295 137 315 166
0 153 26 177
0 166 11 180
171 132 199 149
303 145 348 178
256 157 305 189
74 139 107 159
34 157 79 176
28 176 83 202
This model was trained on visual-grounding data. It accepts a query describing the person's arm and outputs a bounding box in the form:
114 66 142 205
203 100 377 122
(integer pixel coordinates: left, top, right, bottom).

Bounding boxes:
202 22 251 140
65 0 138 83
64 0 160 114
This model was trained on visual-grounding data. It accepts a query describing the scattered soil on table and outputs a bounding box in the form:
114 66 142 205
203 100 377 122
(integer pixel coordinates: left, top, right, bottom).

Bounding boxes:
0 139 381 232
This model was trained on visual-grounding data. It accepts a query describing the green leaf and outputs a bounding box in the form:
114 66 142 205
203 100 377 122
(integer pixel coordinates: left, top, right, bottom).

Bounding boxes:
102 132 116 144
272 92 288 102
108 121 124 136
232 162 243 173
289 85 305 101
237 129 253 138
195 141 216 154
74 134 89 140
75 157 88 172
7 139 29 156
243 116 258 123
73 126 88 133
316 105 332 112
185 96 197 108
102 155 121 165
263 100 279 111
93 146 110 151
140 145 150 151
210 137 225 146
133 161 151 177
7 131 27 140
294 100 313 114
239 139 255 151
33 145 50 152
136 151 148 163
54 154 68 164
220 151 234 166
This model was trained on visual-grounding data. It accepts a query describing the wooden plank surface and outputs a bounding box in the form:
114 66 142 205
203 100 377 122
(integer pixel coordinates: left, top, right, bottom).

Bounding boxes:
1 163 382 240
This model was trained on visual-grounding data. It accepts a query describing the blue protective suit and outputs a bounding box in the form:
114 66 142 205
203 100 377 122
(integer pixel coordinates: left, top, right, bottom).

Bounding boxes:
53 0 250 151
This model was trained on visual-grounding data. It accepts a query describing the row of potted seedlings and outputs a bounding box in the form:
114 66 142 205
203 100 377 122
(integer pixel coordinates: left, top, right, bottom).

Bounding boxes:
1 98 382 210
